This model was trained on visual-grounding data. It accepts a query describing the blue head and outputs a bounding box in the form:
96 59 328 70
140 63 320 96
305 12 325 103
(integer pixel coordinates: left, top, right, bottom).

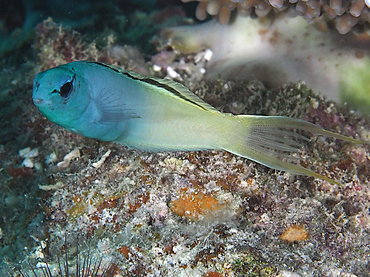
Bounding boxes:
32 63 90 130
32 61 139 142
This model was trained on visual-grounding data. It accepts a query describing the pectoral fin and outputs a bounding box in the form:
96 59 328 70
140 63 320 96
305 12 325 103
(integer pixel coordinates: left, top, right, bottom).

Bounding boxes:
94 87 140 124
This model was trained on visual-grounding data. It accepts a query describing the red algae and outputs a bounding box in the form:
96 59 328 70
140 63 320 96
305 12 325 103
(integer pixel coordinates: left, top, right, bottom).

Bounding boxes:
7 166 34 178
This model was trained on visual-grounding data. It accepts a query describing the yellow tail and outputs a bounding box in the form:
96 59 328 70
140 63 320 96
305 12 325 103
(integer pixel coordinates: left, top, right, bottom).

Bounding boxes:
223 115 361 185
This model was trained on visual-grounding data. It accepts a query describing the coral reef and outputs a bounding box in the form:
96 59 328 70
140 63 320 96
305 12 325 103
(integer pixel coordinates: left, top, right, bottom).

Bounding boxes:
161 14 370 113
182 0 370 34
1 3 370 276
4 234 118 277
14 74 370 275
34 17 151 74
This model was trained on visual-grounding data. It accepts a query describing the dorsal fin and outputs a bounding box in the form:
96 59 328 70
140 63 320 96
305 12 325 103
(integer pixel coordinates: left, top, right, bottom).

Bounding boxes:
87 61 220 112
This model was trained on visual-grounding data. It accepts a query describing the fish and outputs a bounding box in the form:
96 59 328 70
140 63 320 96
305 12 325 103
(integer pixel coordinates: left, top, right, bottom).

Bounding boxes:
32 61 361 185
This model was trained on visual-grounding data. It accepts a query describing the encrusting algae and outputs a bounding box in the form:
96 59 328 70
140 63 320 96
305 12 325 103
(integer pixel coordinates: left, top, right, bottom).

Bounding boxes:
170 189 223 220
279 224 310 243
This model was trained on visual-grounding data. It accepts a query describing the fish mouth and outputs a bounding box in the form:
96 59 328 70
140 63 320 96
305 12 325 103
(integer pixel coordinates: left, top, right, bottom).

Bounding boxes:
33 98 44 105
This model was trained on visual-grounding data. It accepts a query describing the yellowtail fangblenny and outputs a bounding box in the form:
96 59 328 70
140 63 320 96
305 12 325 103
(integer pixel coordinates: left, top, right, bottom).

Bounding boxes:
32 61 361 185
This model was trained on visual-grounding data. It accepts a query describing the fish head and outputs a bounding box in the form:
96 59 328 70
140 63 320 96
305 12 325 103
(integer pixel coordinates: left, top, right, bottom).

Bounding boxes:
32 63 90 129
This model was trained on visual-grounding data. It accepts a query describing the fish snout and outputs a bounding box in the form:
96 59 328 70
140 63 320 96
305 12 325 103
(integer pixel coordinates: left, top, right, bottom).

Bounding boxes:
33 98 44 105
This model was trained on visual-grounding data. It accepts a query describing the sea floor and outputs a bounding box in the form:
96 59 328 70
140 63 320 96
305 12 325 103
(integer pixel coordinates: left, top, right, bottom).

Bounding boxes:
1 1 370 276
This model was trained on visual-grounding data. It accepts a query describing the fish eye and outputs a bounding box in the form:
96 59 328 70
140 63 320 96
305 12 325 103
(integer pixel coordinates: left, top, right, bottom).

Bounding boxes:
60 80 73 98
58 74 75 98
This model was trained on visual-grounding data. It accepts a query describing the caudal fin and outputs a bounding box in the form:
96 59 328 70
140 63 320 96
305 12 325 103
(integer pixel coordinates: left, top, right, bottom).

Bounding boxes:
224 115 361 185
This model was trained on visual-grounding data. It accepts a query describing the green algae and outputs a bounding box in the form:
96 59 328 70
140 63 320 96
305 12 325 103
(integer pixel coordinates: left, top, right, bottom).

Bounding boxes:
232 252 278 277
340 56 370 115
